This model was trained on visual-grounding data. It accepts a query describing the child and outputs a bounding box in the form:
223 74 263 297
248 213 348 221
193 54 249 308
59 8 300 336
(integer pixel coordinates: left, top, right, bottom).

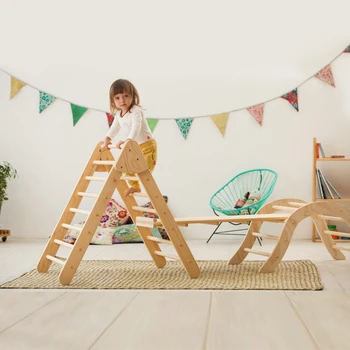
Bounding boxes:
102 79 157 197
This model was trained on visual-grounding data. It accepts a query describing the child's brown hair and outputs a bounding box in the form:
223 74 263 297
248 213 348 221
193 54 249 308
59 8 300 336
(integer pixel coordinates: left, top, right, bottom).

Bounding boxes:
109 79 140 115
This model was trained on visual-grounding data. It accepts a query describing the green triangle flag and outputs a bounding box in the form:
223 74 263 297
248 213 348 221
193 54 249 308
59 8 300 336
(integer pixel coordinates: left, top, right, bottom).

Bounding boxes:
70 104 88 126
147 118 159 132
39 92 56 113
175 118 194 140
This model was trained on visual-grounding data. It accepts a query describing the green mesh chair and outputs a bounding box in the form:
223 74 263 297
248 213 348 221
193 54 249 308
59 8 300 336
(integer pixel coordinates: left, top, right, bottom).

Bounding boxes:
208 169 278 243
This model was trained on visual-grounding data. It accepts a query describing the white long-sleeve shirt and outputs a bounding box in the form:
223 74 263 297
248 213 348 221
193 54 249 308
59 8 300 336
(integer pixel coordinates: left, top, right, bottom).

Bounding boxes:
106 106 153 144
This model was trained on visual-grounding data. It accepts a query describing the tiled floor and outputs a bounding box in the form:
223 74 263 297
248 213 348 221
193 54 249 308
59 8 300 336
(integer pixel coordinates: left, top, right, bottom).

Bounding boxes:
1 237 350 349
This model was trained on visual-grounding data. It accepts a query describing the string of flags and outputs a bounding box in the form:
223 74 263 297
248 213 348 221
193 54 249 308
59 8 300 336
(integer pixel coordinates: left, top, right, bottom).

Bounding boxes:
4 45 349 139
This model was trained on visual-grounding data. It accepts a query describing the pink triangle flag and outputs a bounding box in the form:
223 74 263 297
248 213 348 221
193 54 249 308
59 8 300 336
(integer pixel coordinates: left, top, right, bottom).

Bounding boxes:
247 104 264 126
315 65 336 87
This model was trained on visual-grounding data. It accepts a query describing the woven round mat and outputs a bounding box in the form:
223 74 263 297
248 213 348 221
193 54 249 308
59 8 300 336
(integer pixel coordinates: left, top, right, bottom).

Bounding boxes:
0 260 323 290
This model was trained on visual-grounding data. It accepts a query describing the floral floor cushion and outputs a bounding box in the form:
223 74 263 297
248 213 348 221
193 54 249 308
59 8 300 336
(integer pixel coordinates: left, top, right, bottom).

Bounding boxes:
63 224 114 245
63 223 163 245
112 224 162 244
99 199 130 228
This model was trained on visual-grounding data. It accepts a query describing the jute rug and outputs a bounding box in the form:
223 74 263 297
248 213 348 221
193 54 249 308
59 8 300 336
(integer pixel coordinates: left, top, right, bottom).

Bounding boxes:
0 260 323 290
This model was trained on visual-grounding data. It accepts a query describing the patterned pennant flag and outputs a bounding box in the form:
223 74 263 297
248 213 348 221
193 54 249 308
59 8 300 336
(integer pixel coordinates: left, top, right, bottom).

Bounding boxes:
106 113 114 127
10 77 26 99
175 118 194 140
147 118 159 132
247 104 264 126
70 104 88 126
314 65 335 87
210 113 229 136
39 92 56 113
280 89 299 111
344 45 350 53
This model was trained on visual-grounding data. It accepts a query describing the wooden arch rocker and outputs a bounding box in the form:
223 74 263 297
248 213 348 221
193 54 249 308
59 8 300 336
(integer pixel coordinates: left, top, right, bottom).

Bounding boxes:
37 140 350 285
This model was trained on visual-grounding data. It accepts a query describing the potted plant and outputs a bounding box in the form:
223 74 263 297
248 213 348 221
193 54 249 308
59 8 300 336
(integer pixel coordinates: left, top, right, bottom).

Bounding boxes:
0 162 17 241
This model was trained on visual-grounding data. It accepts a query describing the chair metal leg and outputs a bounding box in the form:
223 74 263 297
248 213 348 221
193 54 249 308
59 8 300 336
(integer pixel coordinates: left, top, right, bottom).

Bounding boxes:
257 236 262 246
206 222 223 243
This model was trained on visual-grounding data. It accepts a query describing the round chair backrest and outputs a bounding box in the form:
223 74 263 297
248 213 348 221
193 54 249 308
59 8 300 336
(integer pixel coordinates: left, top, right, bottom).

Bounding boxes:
210 169 278 215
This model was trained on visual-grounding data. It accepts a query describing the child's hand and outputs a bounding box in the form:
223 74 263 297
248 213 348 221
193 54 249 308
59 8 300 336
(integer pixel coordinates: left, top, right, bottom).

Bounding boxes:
101 137 112 149
116 140 125 149
101 141 112 149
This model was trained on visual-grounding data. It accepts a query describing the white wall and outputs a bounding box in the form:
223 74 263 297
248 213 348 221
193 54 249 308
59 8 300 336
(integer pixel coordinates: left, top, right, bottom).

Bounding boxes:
1 0 350 240
0 0 350 117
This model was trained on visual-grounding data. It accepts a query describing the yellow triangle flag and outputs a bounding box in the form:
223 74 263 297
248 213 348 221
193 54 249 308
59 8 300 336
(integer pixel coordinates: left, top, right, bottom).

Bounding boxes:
210 113 229 136
10 77 26 99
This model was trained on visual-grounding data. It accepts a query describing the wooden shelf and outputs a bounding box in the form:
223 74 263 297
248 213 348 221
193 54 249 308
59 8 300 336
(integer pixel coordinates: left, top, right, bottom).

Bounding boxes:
317 158 350 161
316 198 350 202
312 137 350 242
314 238 350 243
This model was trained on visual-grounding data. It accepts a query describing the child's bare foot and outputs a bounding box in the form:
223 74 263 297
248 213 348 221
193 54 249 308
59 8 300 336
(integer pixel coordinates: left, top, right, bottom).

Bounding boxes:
124 187 141 197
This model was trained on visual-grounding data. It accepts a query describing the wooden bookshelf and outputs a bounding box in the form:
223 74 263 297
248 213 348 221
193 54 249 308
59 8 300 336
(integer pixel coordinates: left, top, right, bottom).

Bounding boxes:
312 137 350 242
317 158 350 161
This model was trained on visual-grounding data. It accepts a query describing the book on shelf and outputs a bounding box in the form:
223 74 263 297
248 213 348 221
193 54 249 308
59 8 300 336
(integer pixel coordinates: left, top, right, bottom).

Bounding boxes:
331 155 345 158
316 168 342 199
319 144 326 158
316 169 326 198
316 142 326 158
319 170 334 199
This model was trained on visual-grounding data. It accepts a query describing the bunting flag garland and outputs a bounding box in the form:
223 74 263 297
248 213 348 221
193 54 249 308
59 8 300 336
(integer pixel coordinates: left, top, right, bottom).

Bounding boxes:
70 104 88 126
247 104 264 126
175 118 193 140
39 91 56 113
210 113 229 136
280 89 299 111
147 118 159 132
314 65 336 87
106 113 114 127
2 43 350 131
10 77 26 99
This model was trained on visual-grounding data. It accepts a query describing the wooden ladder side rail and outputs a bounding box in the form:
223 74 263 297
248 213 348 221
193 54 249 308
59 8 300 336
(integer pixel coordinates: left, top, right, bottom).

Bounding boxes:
115 140 200 278
229 198 308 266
58 167 122 285
259 201 348 273
138 169 200 278
37 143 110 273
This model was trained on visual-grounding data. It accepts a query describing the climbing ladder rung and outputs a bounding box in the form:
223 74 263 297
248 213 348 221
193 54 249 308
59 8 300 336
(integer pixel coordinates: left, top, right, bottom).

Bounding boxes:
121 176 139 181
317 215 346 222
147 236 173 245
272 205 297 212
85 176 107 182
77 192 99 198
324 230 350 238
62 224 82 232
154 251 179 260
332 245 350 252
93 160 115 165
244 248 271 257
54 239 74 248
288 202 305 207
70 208 91 215
132 192 149 198
46 255 66 265
132 206 157 214
252 232 279 240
